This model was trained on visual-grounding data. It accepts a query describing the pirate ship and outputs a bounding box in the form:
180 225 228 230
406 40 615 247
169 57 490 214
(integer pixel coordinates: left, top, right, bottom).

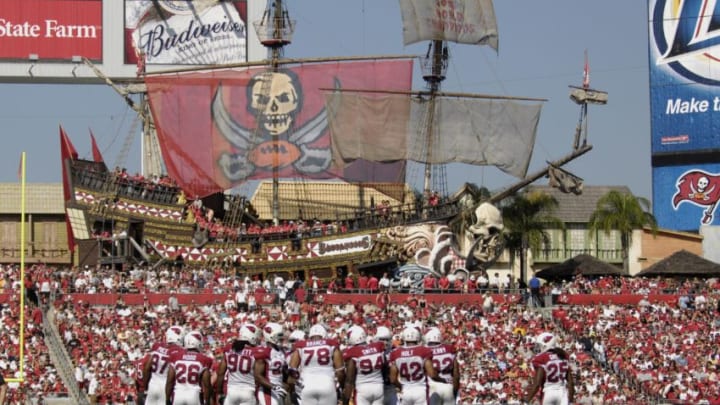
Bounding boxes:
61 0 606 285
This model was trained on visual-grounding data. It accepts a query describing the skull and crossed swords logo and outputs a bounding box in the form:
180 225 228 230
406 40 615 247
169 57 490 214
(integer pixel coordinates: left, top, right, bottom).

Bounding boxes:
211 69 338 182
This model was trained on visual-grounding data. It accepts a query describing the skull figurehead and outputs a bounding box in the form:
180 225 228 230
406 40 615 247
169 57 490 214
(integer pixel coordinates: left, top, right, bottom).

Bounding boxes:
697 176 709 193
247 71 302 137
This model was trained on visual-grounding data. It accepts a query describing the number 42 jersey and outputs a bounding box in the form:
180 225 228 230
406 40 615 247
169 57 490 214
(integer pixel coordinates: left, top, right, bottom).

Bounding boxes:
388 345 433 389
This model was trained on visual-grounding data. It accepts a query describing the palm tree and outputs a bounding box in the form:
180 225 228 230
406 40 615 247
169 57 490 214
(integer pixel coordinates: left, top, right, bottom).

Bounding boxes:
588 190 657 271
501 190 565 283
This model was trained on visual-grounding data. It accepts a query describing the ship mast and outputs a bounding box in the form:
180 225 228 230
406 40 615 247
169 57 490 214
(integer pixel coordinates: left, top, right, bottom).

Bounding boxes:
253 0 295 225
421 40 449 200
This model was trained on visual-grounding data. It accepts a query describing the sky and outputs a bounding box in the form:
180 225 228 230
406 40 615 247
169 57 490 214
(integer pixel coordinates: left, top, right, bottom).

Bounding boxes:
0 1 653 200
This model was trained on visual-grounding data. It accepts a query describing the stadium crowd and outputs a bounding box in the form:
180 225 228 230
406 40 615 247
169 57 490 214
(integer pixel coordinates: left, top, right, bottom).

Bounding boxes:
0 262 719 404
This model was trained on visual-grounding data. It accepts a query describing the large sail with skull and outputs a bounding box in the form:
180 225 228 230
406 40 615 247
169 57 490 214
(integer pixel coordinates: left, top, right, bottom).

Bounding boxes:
144 59 412 198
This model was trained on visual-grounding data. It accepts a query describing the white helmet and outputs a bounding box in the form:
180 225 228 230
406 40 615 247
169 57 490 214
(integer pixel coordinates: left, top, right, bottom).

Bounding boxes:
166 325 185 345
374 326 392 342
288 329 306 344
263 322 285 346
239 324 261 345
535 332 557 352
424 327 442 346
184 330 203 350
347 325 367 346
401 327 421 345
308 324 328 339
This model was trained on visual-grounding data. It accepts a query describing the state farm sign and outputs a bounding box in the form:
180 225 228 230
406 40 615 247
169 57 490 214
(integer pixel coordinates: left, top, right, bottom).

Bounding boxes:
0 0 102 61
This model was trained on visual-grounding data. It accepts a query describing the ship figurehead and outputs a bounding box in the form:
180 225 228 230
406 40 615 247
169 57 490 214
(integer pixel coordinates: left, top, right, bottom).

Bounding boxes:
211 69 338 182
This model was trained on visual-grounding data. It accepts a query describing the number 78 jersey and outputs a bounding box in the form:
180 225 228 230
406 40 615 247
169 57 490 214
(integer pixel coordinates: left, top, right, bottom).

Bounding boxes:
293 338 340 377
343 341 386 386
389 345 433 389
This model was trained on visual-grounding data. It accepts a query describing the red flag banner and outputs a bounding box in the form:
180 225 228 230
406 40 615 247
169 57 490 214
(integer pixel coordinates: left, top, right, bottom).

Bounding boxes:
672 170 720 208
59 126 77 253
145 59 413 198
89 129 105 163
673 169 720 225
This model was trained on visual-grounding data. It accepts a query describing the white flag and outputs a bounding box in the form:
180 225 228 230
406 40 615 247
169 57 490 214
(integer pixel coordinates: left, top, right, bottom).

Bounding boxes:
399 0 498 50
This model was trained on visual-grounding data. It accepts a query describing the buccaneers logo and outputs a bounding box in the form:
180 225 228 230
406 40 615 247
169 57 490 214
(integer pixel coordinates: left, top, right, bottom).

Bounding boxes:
672 170 720 225
211 69 338 182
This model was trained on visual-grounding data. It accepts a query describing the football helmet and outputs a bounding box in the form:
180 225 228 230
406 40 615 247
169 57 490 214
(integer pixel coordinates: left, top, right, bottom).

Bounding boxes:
401 327 421 345
165 325 185 345
288 329 306 343
308 324 328 339
424 327 442 346
239 324 261 345
535 332 557 352
263 322 285 346
374 326 392 342
184 330 203 350
347 325 367 346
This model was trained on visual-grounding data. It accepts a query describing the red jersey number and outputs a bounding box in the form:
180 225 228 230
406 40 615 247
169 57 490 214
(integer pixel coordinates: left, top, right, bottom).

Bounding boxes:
151 353 169 374
545 360 568 384
357 355 383 375
304 347 331 366
226 353 253 373
175 363 202 384
399 362 423 381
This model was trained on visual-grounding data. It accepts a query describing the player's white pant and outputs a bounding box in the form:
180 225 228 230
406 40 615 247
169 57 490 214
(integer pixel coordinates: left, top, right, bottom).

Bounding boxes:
300 374 336 405
225 386 257 405
428 380 455 405
383 385 398 405
144 378 166 405
541 386 570 405
257 388 284 405
400 386 429 405
171 388 202 405
352 383 384 405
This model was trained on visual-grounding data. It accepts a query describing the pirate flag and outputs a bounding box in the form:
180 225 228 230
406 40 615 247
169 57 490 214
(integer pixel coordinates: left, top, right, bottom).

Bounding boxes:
672 170 720 225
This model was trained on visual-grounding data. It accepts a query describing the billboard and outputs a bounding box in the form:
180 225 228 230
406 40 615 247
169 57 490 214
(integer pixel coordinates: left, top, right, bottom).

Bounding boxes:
124 0 247 65
653 163 720 231
0 0 102 61
648 0 720 154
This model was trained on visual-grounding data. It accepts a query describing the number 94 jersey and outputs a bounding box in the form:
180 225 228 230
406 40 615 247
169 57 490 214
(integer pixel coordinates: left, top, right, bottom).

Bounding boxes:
343 341 386 386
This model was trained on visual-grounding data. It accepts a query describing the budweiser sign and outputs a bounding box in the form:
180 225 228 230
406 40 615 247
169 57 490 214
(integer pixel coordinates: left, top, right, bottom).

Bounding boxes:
0 0 102 60
124 0 247 65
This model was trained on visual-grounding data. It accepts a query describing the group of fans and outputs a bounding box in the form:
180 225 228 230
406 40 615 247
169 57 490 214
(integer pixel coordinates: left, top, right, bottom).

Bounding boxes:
140 321 570 405
2 262 719 404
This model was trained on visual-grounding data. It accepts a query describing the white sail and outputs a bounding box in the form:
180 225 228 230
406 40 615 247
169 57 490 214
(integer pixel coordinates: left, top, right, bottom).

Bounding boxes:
399 0 499 49
326 92 541 179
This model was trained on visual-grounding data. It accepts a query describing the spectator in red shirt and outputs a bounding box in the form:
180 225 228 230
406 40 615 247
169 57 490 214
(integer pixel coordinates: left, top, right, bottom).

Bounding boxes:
368 274 379 293
438 275 450 293
423 275 436 293
358 272 369 293
376 290 390 312
344 274 355 292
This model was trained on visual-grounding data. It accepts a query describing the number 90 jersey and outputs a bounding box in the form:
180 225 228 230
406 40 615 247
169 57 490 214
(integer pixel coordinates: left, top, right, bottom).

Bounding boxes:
531 350 570 390
223 346 261 389
389 345 433 389
293 338 340 378
343 341 386 386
